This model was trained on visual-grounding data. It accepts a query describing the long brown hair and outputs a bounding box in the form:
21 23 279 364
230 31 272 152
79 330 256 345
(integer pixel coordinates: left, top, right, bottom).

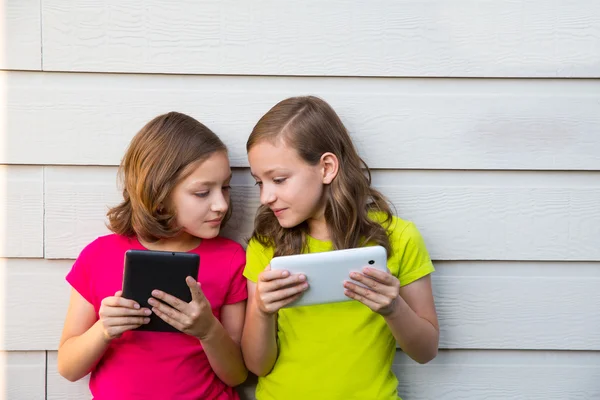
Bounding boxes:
107 111 230 242
247 96 393 257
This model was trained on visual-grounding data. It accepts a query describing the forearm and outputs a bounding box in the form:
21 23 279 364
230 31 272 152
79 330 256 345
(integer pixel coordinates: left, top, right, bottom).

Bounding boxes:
57 321 110 382
201 317 248 387
384 296 439 364
241 304 278 376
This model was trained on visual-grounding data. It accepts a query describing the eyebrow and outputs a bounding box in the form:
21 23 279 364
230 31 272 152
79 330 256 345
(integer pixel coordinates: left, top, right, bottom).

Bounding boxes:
250 168 284 179
190 173 233 187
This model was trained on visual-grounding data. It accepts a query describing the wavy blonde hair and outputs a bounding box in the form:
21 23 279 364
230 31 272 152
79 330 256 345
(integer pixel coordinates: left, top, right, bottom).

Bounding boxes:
247 96 393 257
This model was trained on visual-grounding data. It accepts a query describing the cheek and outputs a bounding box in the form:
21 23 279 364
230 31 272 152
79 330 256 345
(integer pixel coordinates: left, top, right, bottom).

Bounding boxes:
177 197 208 218
294 178 324 206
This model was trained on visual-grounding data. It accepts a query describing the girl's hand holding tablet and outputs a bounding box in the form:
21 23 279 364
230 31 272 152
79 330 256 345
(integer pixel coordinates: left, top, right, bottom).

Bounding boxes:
344 268 400 316
254 266 308 315
98 290 152 342
148 277 218 340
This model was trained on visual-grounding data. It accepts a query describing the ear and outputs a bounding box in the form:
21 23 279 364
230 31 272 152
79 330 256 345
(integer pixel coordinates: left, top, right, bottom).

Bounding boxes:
320 152 339 184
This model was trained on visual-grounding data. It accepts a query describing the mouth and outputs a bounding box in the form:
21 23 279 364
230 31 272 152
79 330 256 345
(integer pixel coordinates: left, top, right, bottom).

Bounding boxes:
206 218 223 225
271 208 287 217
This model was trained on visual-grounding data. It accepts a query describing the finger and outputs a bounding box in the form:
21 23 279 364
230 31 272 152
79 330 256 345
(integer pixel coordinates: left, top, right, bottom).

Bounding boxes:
361 267 397 284
344 288 380 310
114 290 123 297
151 289 188 312
350 272 397 296
153 306 185 331
148 298 184 322
105 316 151 327
102 295 140 310
101 306 152 318
186 276 205 303
343 281 390 305
263 281 308 303
267 292 304 311
261 274 306 293
259 266 295 282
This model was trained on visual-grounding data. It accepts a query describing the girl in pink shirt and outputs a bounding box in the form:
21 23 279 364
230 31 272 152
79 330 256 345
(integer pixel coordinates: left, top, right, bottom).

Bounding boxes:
57 112 248 400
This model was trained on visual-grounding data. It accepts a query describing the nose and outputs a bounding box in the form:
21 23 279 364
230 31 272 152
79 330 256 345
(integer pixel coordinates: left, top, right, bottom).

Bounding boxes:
211 192 229 214
260 186 276 206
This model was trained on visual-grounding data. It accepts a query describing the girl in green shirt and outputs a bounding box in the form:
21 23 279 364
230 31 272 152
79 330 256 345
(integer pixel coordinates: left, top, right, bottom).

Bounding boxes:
241 96 439 400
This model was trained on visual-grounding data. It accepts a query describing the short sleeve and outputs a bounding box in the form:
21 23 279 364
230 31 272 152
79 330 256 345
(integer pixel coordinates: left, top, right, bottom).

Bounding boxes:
392 221 435 286
243 239 273 283
224 246 248 305
65 241 96 305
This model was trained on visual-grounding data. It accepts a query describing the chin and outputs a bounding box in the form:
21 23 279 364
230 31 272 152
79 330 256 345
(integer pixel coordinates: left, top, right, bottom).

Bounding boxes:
191 228 221 239
277 217 303 229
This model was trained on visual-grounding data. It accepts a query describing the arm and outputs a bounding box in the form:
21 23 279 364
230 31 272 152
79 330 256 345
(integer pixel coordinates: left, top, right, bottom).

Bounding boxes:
149 277 248 386
344 270 439 364
240 281 278 376
58 289 150 381
241 267 308 376
383 275 439 363
201 301 249 386
57 289 108 382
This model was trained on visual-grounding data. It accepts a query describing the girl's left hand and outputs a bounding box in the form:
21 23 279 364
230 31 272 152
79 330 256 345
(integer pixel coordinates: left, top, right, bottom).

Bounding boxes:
344 268 400 316
148 276 217 340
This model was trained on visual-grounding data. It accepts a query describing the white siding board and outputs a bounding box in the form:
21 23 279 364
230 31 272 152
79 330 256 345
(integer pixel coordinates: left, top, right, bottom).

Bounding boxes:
394 350 600 400
47 352 91 400
0 259 71 351
0 166 43 258
45 167 600 262
45 350 600 400
41 0 600 77
15 254 598 350
4 71 600 170
0 351 46 399
0 0 41 70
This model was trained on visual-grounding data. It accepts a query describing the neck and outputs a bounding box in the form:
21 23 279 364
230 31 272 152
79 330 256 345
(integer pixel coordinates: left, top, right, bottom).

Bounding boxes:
307 208 331 242
138 232 202 253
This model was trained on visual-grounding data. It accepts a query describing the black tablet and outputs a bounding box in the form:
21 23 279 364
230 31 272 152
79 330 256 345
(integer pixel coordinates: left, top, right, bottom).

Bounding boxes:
122 249 200 332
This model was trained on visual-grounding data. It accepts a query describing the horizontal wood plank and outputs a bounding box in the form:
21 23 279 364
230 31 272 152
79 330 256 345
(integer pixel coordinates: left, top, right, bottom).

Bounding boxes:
46 352 91 400
45 350 600 400
41 0 600 77
45 167 600 261
0 0 41 70
8 256 598 351
0 166 43 258
394 350 600 400
4 71 600 170
0 259 71 350
0 351 46 399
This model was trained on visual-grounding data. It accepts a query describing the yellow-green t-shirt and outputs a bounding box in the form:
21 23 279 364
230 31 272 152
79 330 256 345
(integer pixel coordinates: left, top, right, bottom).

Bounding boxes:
243 215 435 400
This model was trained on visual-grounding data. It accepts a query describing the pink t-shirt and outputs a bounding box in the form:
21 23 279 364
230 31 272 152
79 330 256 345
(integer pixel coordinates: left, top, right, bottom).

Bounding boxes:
66 234 247 400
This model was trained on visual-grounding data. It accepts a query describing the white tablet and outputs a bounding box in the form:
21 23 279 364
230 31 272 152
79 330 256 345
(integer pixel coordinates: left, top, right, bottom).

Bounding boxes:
270 245 388 308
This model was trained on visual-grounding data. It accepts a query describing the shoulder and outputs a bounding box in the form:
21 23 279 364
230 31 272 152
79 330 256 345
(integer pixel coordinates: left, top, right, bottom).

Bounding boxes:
368 211 424 250
204 236 245 256
77 233 129 259
368 211 415 236
202 237 246 271
246 237 275 260
243 238 275 282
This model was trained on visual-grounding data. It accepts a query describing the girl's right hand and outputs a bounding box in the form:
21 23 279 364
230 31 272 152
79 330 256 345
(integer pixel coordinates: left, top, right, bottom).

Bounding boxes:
255 265 308 315
98 290 152 342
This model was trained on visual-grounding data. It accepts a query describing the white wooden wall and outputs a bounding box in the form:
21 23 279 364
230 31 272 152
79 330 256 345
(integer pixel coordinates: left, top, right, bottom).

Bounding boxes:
1 1 600 399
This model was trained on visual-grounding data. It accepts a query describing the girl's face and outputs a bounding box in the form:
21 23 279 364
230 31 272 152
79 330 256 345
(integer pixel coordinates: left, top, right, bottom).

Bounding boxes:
169 151 232 240
248 140 327 230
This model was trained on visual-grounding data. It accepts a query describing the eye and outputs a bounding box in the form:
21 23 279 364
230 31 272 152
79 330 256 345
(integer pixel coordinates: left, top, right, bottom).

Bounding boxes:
254 181 263 187
273 178 286 184
194 191 209 198
222 185 231 191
